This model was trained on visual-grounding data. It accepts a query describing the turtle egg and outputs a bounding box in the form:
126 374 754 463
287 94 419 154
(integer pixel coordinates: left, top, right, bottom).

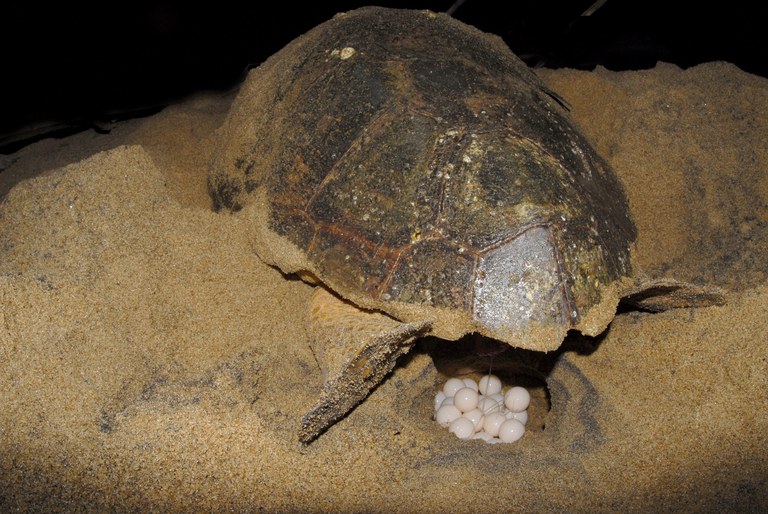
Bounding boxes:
504 386 531 412
477 396 501 415
462 378 479 392
489 392 505 404
463 408 485 432
435 405 462 427
505 409 528 425
483 412 507 438
498 419 525 443
453 387 479 412
434 391 446 412
449 417 475 439
478 374 502 396
435 377 531 445
443 378 466 397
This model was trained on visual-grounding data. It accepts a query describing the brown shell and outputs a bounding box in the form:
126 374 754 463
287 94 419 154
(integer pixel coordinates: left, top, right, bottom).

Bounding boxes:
209 7 637 351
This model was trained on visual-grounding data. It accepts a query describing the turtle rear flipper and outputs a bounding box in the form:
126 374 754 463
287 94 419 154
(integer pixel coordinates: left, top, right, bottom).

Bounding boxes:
299 287 431 444
622 277 726 312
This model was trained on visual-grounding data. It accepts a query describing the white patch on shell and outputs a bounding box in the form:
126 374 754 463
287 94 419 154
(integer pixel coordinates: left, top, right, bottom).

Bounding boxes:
339 47 356 60
473 226 567 338
329 47 356 60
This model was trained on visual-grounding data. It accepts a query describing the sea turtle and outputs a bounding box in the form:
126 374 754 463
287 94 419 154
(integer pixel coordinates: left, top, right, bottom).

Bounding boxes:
209 7 721 443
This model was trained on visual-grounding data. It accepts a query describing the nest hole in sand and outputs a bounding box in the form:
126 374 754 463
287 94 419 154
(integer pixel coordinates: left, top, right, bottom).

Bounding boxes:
420 334 554 435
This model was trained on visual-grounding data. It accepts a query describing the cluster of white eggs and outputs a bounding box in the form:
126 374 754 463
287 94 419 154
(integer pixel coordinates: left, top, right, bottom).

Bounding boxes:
434 374 530 444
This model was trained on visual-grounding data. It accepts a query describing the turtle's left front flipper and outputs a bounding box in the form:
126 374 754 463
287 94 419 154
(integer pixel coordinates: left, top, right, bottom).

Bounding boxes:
299 287 431 444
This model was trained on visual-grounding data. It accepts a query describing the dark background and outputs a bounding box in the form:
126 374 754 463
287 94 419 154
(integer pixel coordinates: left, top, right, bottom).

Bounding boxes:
2 1 766 153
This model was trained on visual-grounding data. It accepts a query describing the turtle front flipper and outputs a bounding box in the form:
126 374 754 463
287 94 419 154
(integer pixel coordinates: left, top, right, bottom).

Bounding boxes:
299 287 431 444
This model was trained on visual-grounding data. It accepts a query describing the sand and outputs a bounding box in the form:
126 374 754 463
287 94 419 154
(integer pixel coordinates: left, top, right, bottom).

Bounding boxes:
1 49 766 513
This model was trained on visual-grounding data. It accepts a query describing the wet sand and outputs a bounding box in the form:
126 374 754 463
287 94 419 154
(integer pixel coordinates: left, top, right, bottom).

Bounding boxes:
1 36 766 513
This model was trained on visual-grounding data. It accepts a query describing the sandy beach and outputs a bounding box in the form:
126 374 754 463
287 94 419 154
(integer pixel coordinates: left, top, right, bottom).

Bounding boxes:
1 12 766 511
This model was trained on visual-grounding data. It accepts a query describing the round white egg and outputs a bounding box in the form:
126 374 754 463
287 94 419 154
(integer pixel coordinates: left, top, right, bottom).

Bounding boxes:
435 404 462 427
443 377 466 397
498 419 525 443
483 412 507 437
478 374 502 396
449 417 475 439
462 378 479 392
505 409 528 425
453 387 479 413
463 408 485 432
504 386 531 413
436 378 532 445
477 396 501 415
434 391 446 412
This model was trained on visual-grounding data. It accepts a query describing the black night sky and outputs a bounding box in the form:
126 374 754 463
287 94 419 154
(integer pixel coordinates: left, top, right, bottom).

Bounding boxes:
2 1 766 152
